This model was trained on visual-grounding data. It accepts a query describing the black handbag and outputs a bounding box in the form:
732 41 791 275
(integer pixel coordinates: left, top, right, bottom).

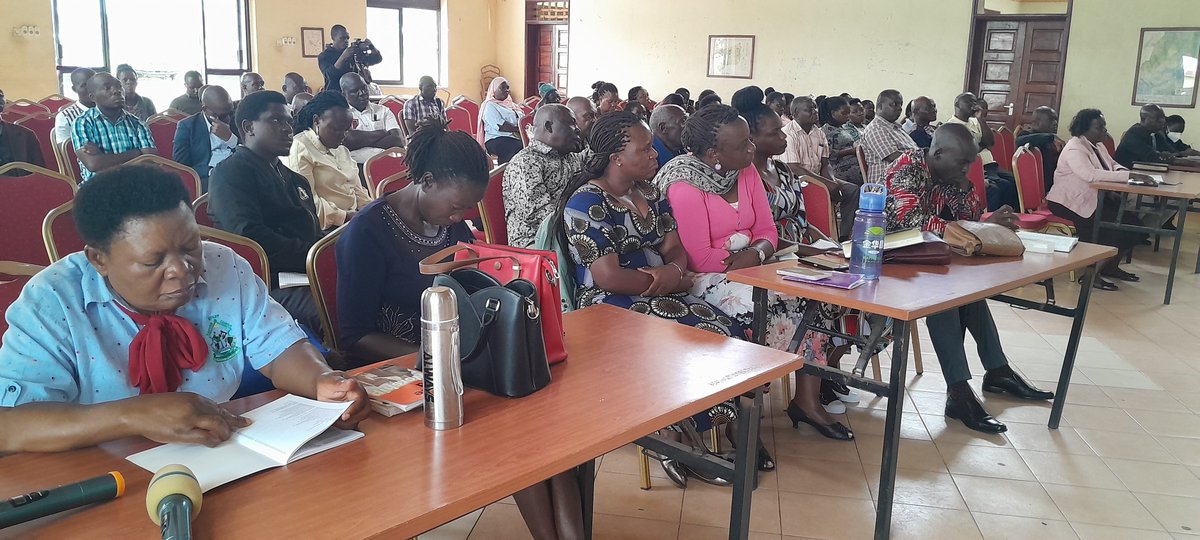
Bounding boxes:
430 267 551 398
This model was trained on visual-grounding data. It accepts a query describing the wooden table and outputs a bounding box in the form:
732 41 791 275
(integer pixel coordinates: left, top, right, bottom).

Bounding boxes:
0 305 800 539
728 243 1115 539
1091 169 1200 304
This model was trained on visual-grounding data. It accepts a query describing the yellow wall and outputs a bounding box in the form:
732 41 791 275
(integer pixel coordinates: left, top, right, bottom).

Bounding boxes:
568 0 975 110
1060 0 1199 138
249 0 366 94
491 0 528 100
443 0 498 100
1 0 58 100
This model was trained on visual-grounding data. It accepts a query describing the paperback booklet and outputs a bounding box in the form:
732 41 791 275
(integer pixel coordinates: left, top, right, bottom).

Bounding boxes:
350 363 425 416
1015 231 1078 253
776 268 867 290
127 395 363 492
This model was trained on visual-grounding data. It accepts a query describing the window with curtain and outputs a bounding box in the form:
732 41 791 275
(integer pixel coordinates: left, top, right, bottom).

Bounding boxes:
366 0 441 86
53 0 251 109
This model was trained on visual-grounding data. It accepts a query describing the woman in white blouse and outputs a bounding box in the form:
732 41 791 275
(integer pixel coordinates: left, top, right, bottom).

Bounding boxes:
287 91 371 230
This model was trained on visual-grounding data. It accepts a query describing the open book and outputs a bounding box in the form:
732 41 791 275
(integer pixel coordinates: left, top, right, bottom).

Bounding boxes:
127 395 363 492
841 228 924 258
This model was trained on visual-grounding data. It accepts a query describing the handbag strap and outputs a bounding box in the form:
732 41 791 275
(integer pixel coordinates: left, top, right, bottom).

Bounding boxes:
418 244 523 276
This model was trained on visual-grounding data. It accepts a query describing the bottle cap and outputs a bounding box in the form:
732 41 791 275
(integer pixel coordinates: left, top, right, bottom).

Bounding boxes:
859 183 887 212
421 286 458 324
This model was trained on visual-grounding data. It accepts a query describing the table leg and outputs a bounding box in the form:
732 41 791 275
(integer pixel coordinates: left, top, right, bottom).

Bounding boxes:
1049 263 1097 430
577 459 596 540
728 389 763 540
1091 190 1104 243
874 320 910 540
751 287 767 345
1164 203 1188 305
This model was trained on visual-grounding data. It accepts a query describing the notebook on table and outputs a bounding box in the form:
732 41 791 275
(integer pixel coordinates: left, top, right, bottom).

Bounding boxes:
776 266 867 290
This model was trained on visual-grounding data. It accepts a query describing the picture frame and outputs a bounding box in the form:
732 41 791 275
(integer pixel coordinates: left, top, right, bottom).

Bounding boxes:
1131 27 1200 108
301 27 325 58
707 35 755 79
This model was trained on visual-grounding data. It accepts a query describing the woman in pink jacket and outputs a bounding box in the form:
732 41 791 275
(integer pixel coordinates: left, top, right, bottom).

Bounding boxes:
656 104 853 442
1047 109 1158 291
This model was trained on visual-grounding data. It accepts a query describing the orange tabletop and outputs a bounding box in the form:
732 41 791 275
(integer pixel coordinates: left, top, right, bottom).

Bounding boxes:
727 243 1115 321
1088 169 1200 198
0 304 799 539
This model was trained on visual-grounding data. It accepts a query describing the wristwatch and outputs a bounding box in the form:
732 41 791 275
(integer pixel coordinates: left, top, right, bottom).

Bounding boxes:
750 245 767 264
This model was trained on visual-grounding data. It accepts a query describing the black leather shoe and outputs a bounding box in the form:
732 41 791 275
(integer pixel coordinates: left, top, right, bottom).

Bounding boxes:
983 370 1054 401
945 393 1007 434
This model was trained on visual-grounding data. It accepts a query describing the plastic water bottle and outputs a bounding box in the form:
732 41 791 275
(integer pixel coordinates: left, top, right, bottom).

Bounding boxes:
849 183 888 280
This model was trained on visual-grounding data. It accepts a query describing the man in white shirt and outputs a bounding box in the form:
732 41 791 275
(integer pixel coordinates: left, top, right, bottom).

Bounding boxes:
338 73 405 164
53 68 95 144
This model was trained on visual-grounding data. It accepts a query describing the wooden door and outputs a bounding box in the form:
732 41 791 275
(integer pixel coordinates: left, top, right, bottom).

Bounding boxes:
536 25 554 91
968 17 1068 131
552 25 568 93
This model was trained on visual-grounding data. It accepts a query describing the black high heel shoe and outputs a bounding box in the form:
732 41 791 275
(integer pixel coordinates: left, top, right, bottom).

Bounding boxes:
786 402 853 440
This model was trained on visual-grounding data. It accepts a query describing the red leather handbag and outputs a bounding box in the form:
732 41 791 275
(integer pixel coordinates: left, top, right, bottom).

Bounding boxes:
420 242 567 364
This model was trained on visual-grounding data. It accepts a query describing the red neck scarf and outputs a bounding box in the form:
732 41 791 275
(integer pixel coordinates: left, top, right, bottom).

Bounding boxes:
116 303 209 394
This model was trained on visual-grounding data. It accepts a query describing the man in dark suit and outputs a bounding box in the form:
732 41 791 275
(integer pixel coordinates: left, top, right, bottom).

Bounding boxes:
172 86 237 191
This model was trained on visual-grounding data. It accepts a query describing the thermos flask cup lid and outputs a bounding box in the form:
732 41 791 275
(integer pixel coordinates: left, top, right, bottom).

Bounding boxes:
420 286 458 324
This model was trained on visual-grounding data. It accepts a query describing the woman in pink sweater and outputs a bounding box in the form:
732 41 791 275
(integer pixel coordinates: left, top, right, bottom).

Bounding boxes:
657 104 853 441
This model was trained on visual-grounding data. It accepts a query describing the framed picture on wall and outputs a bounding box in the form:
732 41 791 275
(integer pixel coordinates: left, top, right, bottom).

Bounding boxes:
1131 27 1200 108
301 27 325 58
707 35 755 79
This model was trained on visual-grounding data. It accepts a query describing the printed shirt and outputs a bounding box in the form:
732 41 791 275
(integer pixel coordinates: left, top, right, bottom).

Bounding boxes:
860 117 918 185
71 107 156 181
53 101 91 144
502 139 585 248
348 102 401 164
822 123 863 184
402 96 447 124
781 120 829 172
0 242 307 407
883 149 982 236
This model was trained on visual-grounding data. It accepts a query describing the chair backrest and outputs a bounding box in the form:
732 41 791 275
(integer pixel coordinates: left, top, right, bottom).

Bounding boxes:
478 163 509 245
373 171 411 198
1102 133 1116 157
56 139 82 182
800 178 837 239
364 147 408 198
15 112 60 173
993 126 1015 173
855 145 869 181
524 96 541 107
307 223 347 351
43 200 85 262
127 154 202 201
162 109 189 122
146 115 179 160
38 94 75 114
445 105 473 136
1 110 31 123
519 103 534 117
379 96 405 125
198 225 270 284
1011 144 1043 214
1030 146 1045 188
519 113 535 147
193 193 214 228
451 96 480 134
0 163 76 266
5 100 50 120
0 261 44 345
967 155 987 208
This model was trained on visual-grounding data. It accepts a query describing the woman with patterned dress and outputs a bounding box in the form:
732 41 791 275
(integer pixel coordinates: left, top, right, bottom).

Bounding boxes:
659 100 853 441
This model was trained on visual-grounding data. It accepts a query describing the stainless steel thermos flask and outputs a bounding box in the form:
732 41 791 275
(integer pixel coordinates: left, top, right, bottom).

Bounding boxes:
421 286 464 430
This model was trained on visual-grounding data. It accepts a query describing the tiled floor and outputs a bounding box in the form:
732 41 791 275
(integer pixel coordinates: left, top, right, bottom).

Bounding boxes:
423 222 1200 539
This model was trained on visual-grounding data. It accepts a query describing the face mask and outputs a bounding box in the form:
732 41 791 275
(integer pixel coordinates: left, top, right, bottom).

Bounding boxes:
1167 132 1183 143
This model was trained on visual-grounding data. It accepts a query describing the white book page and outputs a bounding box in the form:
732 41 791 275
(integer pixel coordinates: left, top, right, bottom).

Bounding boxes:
127 438 279 492
277 272 310 288
289 428 364 463
234 395 352 463
811 239 840 251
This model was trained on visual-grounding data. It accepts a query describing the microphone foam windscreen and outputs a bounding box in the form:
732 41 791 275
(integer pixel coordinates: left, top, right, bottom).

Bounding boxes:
145 465 203 525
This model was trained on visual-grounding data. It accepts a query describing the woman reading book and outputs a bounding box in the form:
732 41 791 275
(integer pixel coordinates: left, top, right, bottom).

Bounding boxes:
335 118 586 540
0 165 370 453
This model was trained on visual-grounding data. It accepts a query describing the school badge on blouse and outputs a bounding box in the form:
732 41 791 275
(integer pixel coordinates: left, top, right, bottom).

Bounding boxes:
207 316 240 362
297 187 310 201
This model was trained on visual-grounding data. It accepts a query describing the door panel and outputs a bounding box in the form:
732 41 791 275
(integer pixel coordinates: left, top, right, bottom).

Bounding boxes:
553 26 568 94
968 17 1068 131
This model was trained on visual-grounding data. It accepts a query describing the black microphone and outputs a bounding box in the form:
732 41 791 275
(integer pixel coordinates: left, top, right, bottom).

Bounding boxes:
0 471 125 528
146 465 202 540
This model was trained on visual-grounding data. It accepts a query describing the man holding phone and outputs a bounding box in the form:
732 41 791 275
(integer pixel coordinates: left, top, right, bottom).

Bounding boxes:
173 85 238 191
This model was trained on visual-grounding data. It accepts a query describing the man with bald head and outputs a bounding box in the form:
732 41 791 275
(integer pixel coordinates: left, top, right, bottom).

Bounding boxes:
1115 103 1176 168
173 85 237 190
339 72 405 164
502 104 585 248
883 124 1050 434
650 104 688 168
907 96 938 149
54 67 96 144
943 92 1018 211
72 72 156 181
565 96 598 145
860 89 918 184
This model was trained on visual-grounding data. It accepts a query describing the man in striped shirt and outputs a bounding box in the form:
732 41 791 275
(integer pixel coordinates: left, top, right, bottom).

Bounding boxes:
72 73 156 181
402 76 446 134
53 68 95 144
859 89 918 185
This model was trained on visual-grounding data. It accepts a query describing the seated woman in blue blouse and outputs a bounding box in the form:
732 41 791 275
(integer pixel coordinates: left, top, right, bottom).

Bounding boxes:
335 118 584 540
0 165 369 453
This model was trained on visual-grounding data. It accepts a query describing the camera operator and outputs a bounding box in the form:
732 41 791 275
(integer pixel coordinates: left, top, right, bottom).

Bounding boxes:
318 24 383 91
